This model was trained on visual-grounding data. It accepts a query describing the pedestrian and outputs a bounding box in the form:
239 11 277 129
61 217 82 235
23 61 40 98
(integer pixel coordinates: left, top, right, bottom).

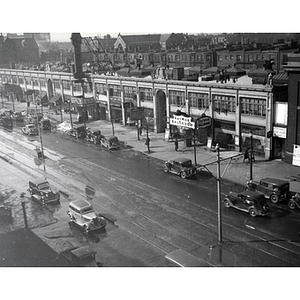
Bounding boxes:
145 137 150 153
243 148 249 163
175 139 178 151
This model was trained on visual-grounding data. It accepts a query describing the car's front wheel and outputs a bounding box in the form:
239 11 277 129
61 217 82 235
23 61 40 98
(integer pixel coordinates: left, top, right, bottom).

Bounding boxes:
270 193 279 204
163 166 169 173
180 171 187 179
249 208 257 217
224 199 231 208
288 200 296 210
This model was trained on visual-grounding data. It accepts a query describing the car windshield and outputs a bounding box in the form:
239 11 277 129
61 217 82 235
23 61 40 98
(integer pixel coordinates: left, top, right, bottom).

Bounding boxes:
81 207 93 214
37 182 50 190
181 160 192 167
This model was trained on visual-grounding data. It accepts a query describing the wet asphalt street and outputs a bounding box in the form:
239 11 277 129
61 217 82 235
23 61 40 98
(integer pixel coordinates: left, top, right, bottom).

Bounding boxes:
2 123 300 267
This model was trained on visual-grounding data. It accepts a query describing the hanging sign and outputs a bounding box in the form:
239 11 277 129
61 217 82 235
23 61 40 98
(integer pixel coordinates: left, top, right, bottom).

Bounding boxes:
170 115 195 129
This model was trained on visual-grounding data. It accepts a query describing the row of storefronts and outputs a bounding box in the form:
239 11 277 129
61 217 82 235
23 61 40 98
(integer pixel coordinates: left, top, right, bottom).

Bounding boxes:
0 68 290 161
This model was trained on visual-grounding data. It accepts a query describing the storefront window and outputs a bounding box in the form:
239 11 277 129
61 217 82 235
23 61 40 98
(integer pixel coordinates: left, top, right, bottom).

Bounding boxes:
241 124 265 136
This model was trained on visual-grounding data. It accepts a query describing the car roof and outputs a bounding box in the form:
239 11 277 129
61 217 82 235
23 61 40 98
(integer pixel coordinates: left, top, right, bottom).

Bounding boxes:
69 199 92 209
239 191 265 198
29 178 49 185
261 178 289 185
173 157 192 163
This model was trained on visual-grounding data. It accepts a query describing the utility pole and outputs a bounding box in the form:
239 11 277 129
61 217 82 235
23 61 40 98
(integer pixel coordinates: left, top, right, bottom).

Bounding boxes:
216 144 222 244
193 128 197 165
250 131 253 181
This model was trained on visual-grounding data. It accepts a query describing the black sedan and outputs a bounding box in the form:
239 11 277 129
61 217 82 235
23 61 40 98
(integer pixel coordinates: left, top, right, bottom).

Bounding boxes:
223 190 270 217
163 157 197 179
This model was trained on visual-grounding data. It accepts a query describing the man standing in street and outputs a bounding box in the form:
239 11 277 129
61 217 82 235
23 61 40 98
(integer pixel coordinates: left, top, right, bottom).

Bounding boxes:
175 139 178 151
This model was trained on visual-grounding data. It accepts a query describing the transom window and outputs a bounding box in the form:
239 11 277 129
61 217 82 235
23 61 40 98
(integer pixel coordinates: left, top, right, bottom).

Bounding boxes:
189 92 209 109
240 97 266 117
169 90 185 107
213 94 236 114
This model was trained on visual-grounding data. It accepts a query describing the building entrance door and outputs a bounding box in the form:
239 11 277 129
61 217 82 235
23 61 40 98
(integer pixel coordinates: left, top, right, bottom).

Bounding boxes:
155 90 166 133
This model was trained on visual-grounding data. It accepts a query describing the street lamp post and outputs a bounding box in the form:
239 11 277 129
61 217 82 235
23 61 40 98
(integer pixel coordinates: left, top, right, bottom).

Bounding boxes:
68 100 73 129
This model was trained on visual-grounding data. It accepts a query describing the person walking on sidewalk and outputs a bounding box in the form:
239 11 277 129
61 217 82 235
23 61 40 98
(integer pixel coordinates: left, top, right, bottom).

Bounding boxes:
243 148 249 163
145 137 150 153
175 139 178 151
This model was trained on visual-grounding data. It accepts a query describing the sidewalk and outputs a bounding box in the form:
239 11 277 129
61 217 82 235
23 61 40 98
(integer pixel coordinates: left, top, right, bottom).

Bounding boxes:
7 100 300 193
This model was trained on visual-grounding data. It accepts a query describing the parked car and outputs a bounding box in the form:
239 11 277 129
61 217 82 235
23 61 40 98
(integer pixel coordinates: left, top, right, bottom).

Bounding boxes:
67 199 106 233
163 157 197 179
28 178 60 205
21 124 39 135
224 190 270 217
101 135 120 150
245 177 290 203
85 129 103 144
24 113 43 125
69 125 87 139
39 118 51 130
12 111 25 122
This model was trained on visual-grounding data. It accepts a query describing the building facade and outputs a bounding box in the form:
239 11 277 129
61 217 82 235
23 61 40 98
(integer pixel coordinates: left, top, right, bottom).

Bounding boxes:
0 68 288 160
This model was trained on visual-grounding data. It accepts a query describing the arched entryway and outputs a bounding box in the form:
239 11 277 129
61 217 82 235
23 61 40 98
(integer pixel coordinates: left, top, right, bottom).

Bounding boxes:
47 79 53 99
155 90 166 133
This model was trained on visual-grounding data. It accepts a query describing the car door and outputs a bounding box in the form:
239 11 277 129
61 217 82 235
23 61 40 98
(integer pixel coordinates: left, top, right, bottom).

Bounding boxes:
257 181 268 197
236 194 249 211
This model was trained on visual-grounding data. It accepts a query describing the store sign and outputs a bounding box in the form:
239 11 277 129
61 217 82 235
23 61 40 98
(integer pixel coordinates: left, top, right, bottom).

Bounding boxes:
197 116 211 128
131 107 144 121
170 115 195 129
273 126 286 138
293 144 300 166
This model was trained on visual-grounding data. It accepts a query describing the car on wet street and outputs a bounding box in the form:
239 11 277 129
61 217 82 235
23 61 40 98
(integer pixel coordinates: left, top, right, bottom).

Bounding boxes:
101 135 120 150
28 178 60 205
21 124 39 135
163 157 197 179
67 199 106 234
245 177 290 203
223 190 270 217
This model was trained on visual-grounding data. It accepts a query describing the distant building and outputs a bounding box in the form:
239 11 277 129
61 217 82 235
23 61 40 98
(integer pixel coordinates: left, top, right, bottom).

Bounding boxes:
0 34 39 67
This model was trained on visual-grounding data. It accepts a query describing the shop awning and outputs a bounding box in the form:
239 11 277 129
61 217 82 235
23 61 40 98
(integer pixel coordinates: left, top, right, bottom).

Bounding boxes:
49 95 62 106
36 91 48 103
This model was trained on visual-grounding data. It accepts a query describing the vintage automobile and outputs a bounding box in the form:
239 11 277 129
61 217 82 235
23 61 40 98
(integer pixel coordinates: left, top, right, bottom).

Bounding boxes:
39 118 51 130
163 157 197 179
21 124 39 135
85 129 103 144
245 177 290 204
224 190 270 217
69 124 87 139
24 113 43 125
101 135 120 150
28 178 60 205
12 111 25 122
67 199 106 234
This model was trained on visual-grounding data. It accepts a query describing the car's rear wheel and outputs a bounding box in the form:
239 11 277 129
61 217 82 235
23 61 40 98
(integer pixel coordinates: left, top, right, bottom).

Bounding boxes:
224 199 230 208
270 193 279 204
181 171 187 179
288 200 296 210
249 208 257 217
163 166 169 173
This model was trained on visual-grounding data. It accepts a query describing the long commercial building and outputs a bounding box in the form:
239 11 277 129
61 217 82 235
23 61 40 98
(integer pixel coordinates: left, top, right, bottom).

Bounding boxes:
0 68 289 161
